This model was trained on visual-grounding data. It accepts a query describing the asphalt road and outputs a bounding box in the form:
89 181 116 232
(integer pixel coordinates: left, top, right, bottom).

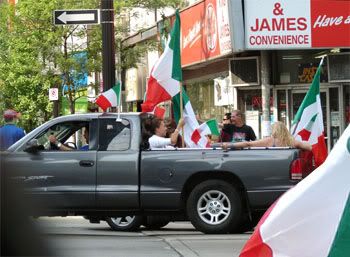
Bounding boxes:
35 217 251 257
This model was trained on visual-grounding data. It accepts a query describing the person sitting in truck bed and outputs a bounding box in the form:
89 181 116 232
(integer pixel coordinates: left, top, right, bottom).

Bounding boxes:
222 121 312 151
147 116 185 149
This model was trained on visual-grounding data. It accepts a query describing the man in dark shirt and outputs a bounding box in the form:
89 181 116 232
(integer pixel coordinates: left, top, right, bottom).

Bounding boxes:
222 110 256 142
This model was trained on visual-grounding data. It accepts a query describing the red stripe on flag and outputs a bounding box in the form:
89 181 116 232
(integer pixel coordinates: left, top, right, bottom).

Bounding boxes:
154 106 166 118
191 129 201 145
141 75 172 113
298 129 311 141
312 134 327 167
95 95 111 111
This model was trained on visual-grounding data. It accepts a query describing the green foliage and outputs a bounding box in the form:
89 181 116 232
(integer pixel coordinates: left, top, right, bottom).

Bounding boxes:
0 0 181 132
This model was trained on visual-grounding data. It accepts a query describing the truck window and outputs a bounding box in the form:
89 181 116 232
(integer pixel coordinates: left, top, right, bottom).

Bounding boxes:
98 119 131 151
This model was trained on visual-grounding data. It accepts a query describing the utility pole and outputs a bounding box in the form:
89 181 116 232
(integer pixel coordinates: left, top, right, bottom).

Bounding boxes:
261 51 271 137
101 0 115 91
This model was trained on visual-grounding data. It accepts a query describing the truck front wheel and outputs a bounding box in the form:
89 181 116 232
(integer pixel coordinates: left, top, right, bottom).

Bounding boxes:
106 215 143 231
187 180 242 234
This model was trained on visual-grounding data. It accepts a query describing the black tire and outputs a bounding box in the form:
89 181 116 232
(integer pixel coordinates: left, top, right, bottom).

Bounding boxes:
144 216 170 229
187 180 242 234
106 215 143 231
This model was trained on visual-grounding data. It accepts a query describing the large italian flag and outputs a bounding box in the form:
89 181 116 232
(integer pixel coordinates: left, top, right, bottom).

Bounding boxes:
240 124 350 257
141 10 209 148
141 10 182 113
291 59 327 167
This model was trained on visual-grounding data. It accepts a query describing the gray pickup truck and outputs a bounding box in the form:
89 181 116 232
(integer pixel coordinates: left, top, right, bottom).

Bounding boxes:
1 113 311 234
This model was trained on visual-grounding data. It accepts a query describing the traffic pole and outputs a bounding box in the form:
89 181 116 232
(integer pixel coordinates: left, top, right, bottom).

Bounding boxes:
101 0 115 92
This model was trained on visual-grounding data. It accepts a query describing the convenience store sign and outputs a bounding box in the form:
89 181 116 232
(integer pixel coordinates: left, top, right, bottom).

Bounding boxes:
244 0 350 49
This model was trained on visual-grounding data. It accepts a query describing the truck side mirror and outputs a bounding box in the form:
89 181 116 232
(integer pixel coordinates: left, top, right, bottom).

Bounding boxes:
24 139 42 153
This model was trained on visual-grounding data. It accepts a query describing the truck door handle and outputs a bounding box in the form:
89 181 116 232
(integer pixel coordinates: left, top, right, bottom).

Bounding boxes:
79 160 95 167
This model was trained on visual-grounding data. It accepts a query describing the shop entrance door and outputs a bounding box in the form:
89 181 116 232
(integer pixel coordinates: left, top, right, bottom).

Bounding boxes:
291 90 329 150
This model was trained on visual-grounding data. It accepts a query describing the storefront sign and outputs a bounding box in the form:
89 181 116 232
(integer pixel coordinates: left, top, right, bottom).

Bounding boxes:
244 0 350 49
180 0 232 66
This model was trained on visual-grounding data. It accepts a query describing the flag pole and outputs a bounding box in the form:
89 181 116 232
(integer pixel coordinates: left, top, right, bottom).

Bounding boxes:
179 82 185 148
116 81 122 121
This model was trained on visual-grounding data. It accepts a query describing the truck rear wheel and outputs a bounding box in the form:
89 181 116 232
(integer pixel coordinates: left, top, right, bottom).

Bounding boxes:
187 180 242 234
106 215 143 231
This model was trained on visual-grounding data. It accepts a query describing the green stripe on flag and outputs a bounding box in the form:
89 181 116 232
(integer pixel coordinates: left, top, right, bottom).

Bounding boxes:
206 119 220 136
292 64 321 125
172 90 189 123
328 193 350 257
112 82 121 105
169 10 182 82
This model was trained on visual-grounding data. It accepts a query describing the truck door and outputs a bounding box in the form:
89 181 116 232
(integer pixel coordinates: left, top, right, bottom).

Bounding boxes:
6 119 97 209
96 117 139 209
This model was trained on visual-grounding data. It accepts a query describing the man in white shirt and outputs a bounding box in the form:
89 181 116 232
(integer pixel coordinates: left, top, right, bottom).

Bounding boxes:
149 118 184 149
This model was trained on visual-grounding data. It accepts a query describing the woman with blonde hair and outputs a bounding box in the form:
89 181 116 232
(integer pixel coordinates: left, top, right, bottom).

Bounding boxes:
222 121 312 151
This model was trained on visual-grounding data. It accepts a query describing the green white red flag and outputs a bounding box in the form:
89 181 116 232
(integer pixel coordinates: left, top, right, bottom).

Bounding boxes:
141 10 209 147
141 10 182 113
291 58 327 167
239 124 350 257
191 119 220 146
172 90 209 148
95 82 121 111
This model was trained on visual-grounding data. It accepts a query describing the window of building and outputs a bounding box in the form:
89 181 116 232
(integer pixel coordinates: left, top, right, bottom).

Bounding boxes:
276 50 328 84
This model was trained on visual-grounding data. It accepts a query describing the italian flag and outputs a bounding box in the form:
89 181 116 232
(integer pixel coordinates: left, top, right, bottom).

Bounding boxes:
291 58 327 167
95 82 121 111
240 124 350 257
141 10 208 147
141 10 182 113
172 90 209 148
191 119 220 146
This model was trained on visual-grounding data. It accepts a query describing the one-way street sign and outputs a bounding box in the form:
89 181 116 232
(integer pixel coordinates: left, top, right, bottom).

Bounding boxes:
54 9 100 25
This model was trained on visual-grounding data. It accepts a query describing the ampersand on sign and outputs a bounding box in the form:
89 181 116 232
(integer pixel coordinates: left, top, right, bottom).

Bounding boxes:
273 2 284 16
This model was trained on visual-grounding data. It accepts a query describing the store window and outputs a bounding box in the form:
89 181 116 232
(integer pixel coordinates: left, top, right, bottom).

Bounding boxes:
237 89 273 139
186 80 231 122
344 85 350 128
277 90 287 125
276 50 328 84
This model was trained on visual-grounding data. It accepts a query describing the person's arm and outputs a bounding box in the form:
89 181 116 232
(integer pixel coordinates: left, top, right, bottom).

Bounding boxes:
222 138 271 150
293 139 312 151
149 136 172 149
170 118 185 145
48 134 72 151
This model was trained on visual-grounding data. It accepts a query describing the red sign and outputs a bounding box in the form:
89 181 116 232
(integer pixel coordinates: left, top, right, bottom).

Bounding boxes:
180 0 232 67
311 0 350 48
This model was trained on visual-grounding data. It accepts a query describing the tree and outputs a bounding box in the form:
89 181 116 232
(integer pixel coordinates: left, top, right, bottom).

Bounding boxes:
0 0 182 132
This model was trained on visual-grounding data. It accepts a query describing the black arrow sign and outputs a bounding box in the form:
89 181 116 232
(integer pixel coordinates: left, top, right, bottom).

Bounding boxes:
54 9 100 25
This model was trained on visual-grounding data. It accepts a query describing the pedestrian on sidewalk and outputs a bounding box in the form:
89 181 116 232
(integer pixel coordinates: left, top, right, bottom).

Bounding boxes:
0 109 25 150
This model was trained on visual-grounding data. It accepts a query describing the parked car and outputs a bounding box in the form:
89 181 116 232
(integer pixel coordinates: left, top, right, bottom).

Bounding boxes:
1 113 312 234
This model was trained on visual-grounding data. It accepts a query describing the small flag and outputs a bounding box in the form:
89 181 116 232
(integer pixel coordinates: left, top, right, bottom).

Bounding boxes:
191 119 220 145
95 82 121 111
291 59 327 167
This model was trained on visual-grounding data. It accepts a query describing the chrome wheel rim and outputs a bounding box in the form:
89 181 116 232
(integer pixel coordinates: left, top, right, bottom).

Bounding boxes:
110 216 135 227
197 190 231 225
